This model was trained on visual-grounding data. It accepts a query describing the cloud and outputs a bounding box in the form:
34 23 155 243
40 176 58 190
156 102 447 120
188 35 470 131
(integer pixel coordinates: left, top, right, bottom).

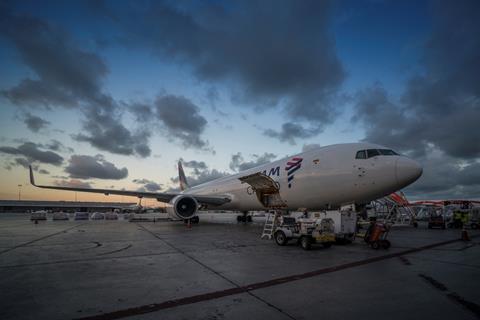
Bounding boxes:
65 154 128 180
350 1 480 199
128 102 155 123
181 159 208 170
92 1 344 127
302 143 321 152
14 157 30 168
154 94 210 150
169 158 229 190
0 142 63 165
352 85 419 155
0 8 152 157
170 169 228 191
0 12 108 109
23 113 50 132
132 178 162 192
353 1 480 160
404 149 480 200
229 152 277 172
54 179 92 188
74 106 152 157
44 139 73 153
264 122 322 145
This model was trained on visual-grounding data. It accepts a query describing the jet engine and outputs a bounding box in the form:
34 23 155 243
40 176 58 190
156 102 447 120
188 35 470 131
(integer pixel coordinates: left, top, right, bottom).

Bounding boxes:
166 195 198 220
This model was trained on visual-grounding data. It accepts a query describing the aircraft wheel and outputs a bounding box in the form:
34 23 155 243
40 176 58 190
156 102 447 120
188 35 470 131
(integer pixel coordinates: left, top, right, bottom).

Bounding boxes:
237 215 245 222
191 216 199 224
246 215 252 222
300 236 311 250
274 231 288 246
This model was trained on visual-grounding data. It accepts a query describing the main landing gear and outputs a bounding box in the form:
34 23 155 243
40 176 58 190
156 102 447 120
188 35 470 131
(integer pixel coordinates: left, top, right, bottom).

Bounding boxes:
184 216 200 224
237 211 252 223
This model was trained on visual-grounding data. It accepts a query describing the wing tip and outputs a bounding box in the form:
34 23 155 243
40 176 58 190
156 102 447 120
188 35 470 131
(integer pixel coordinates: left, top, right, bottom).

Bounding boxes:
29 165 36 186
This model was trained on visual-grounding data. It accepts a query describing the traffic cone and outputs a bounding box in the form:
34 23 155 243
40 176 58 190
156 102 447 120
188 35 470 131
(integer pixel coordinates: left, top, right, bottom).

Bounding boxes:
461 227 470 241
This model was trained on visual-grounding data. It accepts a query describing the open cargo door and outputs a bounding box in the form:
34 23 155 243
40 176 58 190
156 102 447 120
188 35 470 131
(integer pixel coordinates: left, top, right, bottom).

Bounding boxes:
238 172 286 208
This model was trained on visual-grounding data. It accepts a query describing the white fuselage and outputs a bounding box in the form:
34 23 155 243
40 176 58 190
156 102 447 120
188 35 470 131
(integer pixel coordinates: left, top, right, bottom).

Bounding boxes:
184 143 422 211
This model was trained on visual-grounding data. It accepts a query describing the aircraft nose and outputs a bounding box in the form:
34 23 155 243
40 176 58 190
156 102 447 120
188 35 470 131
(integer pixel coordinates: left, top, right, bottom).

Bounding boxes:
395 157 423 187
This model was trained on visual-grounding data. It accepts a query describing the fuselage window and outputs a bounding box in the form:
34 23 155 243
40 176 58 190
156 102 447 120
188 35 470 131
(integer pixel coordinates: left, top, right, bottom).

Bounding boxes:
367 149 380 158
355 150 366 159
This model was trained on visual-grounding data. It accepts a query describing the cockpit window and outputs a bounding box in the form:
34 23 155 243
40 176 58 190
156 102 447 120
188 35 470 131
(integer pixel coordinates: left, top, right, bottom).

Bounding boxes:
356 149 400 159
378 149 399 156
367 149 380 158
355 150 366 159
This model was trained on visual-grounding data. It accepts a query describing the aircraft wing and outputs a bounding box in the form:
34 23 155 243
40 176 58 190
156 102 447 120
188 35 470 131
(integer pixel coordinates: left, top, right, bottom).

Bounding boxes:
29 166 230 206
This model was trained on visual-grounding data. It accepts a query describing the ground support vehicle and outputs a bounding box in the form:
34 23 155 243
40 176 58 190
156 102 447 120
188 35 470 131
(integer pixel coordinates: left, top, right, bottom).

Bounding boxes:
273 216 336 250
312 210 357 243
364 222 391 249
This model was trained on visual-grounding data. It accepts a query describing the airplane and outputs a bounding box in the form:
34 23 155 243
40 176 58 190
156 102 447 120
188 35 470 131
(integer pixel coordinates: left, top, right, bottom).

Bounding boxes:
29 142 423 223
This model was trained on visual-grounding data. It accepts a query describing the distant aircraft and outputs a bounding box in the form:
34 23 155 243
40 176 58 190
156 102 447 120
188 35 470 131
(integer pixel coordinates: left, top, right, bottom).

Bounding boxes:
29 143 422 223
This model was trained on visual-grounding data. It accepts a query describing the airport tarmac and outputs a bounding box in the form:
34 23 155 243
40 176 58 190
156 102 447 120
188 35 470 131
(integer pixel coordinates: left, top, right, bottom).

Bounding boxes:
0 212 479 320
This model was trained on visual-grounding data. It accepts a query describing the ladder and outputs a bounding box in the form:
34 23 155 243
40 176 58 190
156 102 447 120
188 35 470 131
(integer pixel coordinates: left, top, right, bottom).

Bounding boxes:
261 211 279 240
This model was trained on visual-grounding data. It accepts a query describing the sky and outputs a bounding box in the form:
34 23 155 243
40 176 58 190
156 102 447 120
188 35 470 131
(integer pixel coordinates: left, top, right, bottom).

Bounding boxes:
0 0 479 204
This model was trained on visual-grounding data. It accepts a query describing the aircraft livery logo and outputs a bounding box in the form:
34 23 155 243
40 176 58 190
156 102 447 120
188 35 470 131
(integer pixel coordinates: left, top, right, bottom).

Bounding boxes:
285 157 303 188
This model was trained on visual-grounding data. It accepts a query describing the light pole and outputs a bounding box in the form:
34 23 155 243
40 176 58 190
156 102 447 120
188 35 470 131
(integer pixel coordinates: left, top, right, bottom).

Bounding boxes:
18 184 22 201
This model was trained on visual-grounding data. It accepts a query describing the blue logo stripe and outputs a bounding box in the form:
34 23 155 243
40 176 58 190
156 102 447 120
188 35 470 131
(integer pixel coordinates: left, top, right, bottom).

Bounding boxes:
285 157 303 188
288 165 301 176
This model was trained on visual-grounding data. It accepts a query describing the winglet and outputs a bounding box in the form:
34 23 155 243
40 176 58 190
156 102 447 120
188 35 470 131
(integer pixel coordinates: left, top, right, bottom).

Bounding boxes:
178 161 190 191
29 165 36 186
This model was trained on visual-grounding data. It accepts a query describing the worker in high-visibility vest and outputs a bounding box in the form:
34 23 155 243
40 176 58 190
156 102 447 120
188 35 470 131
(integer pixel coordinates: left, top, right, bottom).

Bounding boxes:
461 211 469 227
460 210 471 241
453 210 463 228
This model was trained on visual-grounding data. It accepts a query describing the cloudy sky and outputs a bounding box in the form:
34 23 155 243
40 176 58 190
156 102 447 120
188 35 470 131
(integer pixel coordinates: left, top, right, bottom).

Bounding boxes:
0 0 479 203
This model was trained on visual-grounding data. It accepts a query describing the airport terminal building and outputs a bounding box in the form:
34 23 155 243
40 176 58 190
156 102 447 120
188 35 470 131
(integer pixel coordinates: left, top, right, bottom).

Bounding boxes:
0 200 136 213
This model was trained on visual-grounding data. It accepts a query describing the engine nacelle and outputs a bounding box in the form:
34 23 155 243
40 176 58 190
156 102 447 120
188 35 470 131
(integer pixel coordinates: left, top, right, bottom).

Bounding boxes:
166 195 198 220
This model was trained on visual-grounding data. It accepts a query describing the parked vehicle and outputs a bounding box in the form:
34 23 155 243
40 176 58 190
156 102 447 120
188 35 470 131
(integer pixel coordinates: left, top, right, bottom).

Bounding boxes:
30 210 47 221
52 211 69 220
467 208 479 229
428 213 446 229
91 212 105 220
273 216 336 250
74 212 89 220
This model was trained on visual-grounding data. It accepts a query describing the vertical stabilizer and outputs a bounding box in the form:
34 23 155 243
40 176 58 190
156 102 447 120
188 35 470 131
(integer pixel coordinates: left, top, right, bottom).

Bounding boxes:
178 161 190 191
